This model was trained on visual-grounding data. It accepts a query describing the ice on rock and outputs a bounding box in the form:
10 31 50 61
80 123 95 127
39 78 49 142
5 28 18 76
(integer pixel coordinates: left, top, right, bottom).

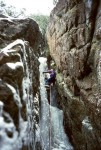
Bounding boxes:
39 57 74 150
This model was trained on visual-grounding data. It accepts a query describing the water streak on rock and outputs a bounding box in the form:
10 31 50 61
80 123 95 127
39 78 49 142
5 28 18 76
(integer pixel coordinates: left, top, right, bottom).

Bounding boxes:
39 57 73 150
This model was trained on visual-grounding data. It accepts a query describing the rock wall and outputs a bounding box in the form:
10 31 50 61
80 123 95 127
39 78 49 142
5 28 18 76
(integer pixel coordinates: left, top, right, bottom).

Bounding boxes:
0 17 42 150
47 0 101 149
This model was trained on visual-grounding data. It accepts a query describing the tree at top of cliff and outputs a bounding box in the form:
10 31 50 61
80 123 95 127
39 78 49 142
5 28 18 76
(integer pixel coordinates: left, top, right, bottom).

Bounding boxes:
0 0 26 18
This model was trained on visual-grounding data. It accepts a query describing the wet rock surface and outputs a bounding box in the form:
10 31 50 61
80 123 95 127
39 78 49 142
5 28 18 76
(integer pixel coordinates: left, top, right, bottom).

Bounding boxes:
47 0 101 149
0 17 42 149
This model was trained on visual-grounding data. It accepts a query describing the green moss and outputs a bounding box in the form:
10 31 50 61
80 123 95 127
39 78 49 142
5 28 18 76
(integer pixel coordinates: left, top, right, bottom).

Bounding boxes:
92 41 100 51
56 72 64 83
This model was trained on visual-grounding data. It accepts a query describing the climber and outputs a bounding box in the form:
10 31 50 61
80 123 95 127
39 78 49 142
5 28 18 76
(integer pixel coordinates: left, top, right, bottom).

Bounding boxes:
43 69 56 87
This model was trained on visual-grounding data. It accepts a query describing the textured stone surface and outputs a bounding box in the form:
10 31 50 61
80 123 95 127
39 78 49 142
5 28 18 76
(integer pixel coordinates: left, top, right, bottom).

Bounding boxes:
0 17 43 56
0 17 42 149
47 0 101 149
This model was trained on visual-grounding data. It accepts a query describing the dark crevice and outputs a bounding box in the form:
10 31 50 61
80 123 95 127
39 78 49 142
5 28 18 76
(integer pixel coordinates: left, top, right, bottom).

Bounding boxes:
78 64 92 80
72 77 80 96
63 109 74 147
89 0 100 42
80 0 100 79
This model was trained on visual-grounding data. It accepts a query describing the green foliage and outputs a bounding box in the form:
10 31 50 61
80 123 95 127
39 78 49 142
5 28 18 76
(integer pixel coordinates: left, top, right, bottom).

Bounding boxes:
0 0 26 18
0 0 6 7
29 14 50 56
29 14 49 35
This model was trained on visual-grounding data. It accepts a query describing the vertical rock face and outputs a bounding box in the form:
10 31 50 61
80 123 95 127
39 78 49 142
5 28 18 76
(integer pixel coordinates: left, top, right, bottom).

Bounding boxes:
47 0 101 149
0 17 42 149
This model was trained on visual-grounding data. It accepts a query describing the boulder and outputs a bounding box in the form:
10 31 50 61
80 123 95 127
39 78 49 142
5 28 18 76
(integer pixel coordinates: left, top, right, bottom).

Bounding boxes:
0 16 42 149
